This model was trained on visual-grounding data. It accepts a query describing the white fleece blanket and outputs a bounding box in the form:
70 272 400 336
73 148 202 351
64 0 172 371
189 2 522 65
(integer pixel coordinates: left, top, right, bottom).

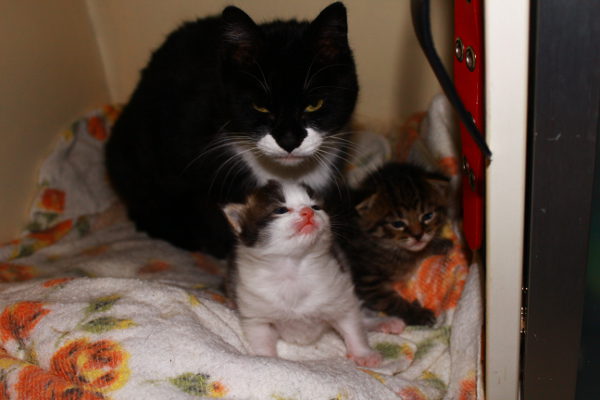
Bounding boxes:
0 98 482 400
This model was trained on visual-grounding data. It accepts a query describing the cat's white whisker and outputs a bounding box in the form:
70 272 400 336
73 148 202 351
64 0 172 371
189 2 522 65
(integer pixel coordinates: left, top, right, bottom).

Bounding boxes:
207 146 255 196
305 63 351 90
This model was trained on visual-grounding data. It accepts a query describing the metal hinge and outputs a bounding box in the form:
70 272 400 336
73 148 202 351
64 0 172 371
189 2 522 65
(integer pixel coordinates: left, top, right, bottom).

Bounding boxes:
520 286 528 335
520 306 528 335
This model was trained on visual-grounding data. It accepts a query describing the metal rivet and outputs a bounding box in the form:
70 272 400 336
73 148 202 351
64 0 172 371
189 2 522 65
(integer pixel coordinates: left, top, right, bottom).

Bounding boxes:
462 156 476 191
455 38 464 62
465 46 476 71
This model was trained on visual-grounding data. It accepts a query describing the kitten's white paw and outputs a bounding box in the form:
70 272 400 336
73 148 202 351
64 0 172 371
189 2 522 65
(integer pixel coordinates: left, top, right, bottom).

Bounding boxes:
375 317 406 335
348 351 383 367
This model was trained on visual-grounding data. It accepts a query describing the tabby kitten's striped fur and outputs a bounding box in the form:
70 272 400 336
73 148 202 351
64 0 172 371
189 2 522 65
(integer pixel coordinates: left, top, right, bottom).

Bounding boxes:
347 163 452 326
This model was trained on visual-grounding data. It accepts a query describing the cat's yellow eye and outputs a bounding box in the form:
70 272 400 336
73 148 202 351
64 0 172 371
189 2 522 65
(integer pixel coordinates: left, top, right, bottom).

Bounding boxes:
304 99 324 113
252 104 270 113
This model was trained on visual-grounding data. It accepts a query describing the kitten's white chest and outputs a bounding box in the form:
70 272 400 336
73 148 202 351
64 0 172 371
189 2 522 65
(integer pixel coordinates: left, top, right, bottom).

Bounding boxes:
249 259 314 309
236 254 345 318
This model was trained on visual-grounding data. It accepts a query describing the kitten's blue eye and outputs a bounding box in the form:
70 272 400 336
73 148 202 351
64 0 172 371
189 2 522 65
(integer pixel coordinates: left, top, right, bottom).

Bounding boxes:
421 212 435 223
273 207 289 215
311 205 321 211
390 220 406 229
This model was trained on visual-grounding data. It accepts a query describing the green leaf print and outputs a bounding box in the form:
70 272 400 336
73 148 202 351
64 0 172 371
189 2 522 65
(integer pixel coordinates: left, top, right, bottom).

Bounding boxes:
80 316 136 334
75 216 91 236
421 370 447 393
414 326 451 361
170 373 210 396
27 212 59 233
374 342 403 359
14 244 35 259
86 294 121 314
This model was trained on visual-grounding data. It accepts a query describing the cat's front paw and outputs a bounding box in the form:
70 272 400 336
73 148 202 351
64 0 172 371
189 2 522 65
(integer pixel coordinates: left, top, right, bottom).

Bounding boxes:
348 350 383 367
374 317 406 335
432 237 454 254
405 304 436 327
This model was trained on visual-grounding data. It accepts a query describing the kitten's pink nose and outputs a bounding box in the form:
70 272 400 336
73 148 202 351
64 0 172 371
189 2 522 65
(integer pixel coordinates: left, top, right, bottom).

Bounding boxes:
299 207 314 221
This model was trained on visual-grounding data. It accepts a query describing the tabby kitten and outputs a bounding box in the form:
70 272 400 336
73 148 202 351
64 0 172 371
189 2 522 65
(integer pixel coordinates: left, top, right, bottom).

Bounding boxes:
105 3 358 258
345 162 453 326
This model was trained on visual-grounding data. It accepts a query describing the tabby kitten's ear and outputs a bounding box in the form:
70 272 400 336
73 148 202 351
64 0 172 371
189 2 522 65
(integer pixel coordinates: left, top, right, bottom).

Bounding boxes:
425 173 450 197
308 2 350 61
355 193 377 217
222 203 246 235
221 6 263 65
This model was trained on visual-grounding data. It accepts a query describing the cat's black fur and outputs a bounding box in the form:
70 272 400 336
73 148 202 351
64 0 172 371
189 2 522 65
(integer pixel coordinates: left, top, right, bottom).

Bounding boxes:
105 3 358 258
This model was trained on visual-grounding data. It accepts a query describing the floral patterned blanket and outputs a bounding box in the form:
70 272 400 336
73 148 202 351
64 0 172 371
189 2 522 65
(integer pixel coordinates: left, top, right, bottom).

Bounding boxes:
0 97 482 399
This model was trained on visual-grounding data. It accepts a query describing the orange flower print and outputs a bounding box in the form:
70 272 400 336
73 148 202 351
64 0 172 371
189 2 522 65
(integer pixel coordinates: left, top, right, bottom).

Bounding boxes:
102 105 121 123
438 156 459 177
80 245 110 257
397 386 427 400
393 232 469 316
0 370 7 400
192 252 223 276
15 365 105 400
138 260 172 274
43 277 75 288
209 381 228 397
87 116 108 141
51 338 130 393
0 302 50 344
40 188 66 212
27 219 73 245
0 263 36 283
458 372 477 400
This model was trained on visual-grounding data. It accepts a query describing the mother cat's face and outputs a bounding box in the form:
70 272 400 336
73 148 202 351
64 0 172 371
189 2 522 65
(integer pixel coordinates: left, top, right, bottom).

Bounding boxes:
220 3 358 166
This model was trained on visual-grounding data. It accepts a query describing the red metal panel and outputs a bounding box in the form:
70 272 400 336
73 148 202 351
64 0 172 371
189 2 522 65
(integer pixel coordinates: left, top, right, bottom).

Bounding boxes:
454 0 485 250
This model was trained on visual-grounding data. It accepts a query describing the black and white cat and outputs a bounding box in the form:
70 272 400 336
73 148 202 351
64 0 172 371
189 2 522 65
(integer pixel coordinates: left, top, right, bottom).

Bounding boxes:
105 3 358 258
222 181 389 367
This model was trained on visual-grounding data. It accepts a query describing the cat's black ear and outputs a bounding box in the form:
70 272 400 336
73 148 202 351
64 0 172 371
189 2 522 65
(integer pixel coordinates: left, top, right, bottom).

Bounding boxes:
222 203 246 235
221 6 262 65
308 2 350 61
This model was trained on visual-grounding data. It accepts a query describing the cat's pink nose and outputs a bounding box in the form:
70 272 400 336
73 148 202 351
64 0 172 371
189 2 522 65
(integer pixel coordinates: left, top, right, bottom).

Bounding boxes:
299 207 314 220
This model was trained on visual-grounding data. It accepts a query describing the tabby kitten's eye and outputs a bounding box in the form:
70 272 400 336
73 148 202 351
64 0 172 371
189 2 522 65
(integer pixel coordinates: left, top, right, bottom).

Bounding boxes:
252 104 270 113
390 220 407 229
421 212 435 223
273 207 289 215
304 99 324 113
311 205 321 211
